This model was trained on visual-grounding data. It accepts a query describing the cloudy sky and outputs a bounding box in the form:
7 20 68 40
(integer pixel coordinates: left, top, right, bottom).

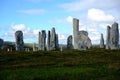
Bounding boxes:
0 0 120 44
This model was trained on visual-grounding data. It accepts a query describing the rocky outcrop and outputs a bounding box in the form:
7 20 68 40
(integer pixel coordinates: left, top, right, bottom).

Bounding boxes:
100 33 105 48
67 35 73 49
15 30 24 50
73 18 92 50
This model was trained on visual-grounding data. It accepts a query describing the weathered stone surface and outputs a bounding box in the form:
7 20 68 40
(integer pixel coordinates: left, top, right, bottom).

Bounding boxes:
106 26 111 49
73 18 92 50
106 22 119 50
15 30 24 50
0 38 4 50
100 33 105 48
50 28 56 50
47 30 50 51
50 27 59 50
77 31 92 50
55 34 59 50
41 30 46 50
67 35 73 49
73 18 79 49
110 22 119 49
38 30 46 51
38 32 42 50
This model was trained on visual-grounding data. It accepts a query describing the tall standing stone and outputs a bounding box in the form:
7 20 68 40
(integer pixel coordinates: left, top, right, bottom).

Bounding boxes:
50 27 59 50
100 33 105 48
73 18 79 49
73 18 92 50
50 28 56 50
106 26 111 49
67 35 73 49
15 30 24 50
38 32 42 50
47 30 51 51
110 22 119 49
0 38 4 50
41 30 46 50
55 34 59 50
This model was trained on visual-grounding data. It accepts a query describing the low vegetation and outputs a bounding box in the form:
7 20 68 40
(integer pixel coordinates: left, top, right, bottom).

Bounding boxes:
0 49 120 80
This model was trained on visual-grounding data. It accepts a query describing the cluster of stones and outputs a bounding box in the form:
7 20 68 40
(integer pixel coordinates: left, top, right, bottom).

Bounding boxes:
0 18 119 51
106 22 119 49
99 22 119 49
73 18 92 50
38 27 59 51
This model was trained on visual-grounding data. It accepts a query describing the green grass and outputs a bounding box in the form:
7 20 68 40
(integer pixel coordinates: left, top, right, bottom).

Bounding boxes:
0 49 120 80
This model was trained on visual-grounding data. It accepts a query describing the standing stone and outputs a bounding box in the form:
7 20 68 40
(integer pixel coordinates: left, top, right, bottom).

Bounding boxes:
100 33 105 48
38 32 42 50
33 43 36 51
73 18 92 50
49 27 59 50
0 38 4 50
77 31 92 50
55 34 59 50
50 28 56 50
110 22 119 49
106 26 111 49
47 30 51 51
73 18 79 49
15 30 24 50
41 30 46 50
67 35 73 49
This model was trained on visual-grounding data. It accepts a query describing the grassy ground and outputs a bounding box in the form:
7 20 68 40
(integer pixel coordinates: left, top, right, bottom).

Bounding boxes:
0 49 120 80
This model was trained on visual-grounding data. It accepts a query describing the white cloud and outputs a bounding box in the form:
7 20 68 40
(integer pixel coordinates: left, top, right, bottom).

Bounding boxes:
58 33 70 44
87 8 115 22
4 24 41 43
60 0 120 12
49 16 73 24
33 29 40 36
66 16 73 23
11 24 28 31
18 9 45 15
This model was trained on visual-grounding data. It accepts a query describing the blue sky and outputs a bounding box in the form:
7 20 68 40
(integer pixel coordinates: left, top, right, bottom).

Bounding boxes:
0 0 120 44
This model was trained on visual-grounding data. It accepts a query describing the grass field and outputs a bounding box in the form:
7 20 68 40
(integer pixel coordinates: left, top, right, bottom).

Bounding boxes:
0 49 120 80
